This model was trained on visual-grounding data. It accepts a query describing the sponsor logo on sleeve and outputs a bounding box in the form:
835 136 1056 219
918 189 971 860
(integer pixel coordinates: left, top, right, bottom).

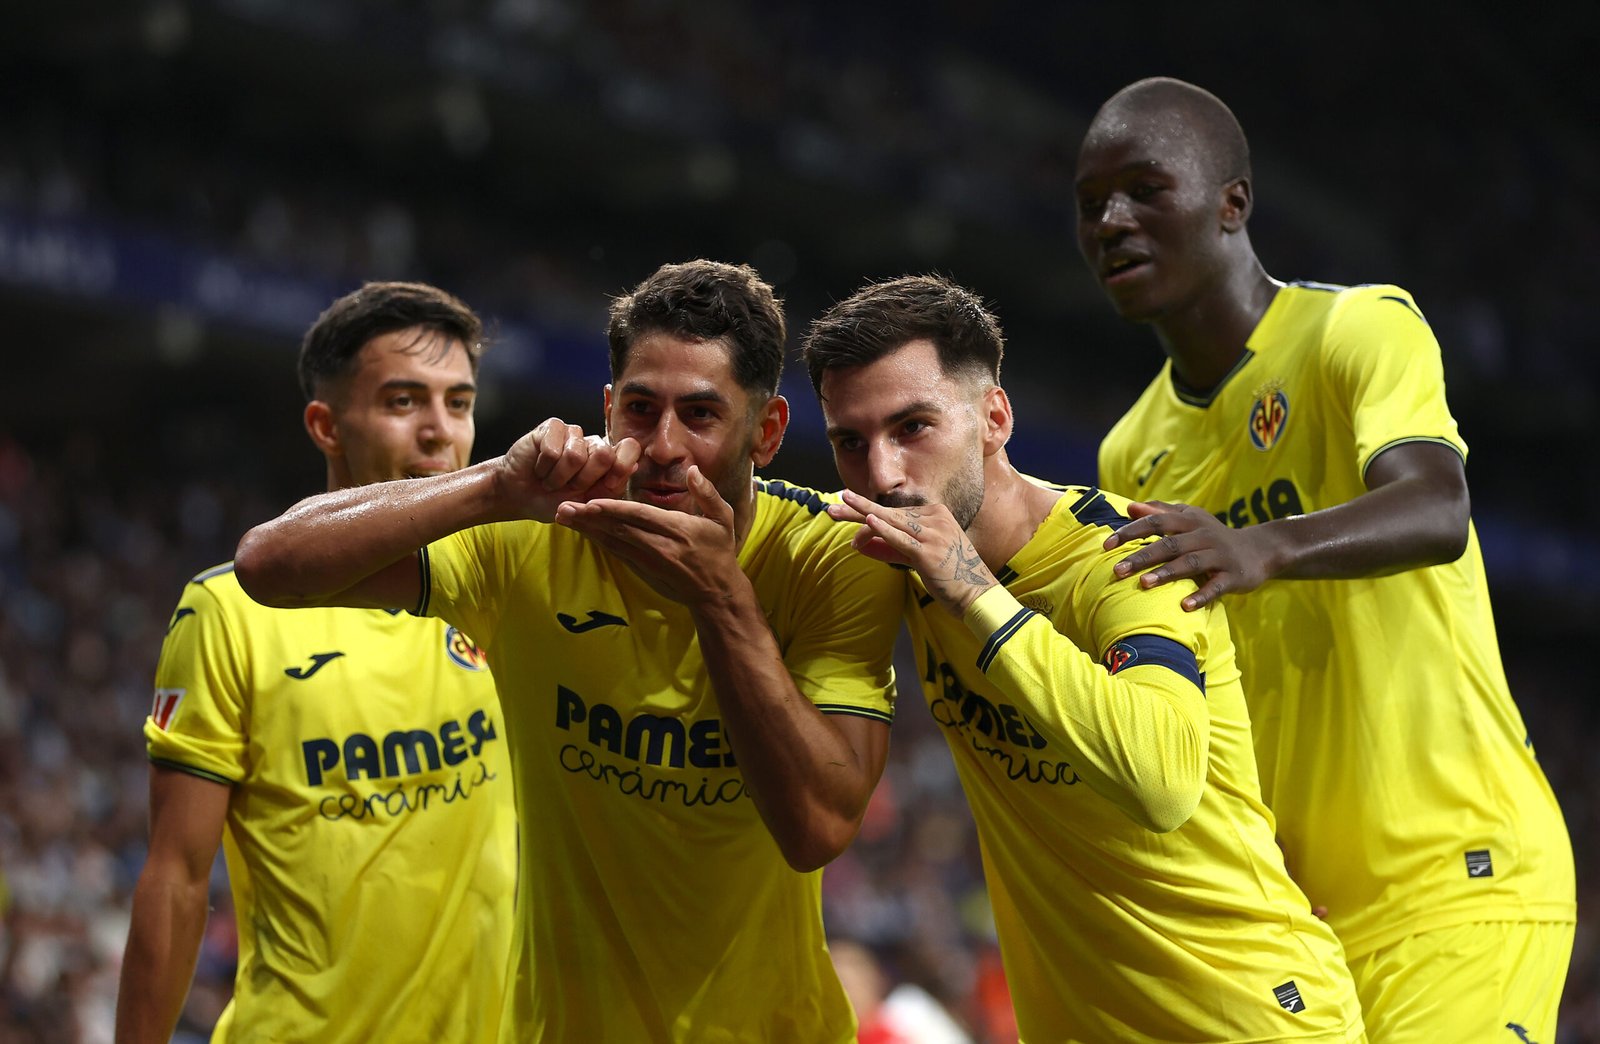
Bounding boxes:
151 689 184 730
1103 642 1138 675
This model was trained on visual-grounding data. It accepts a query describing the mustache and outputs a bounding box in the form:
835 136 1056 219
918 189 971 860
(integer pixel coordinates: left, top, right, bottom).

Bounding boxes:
876 491 928 509
631 464 687 488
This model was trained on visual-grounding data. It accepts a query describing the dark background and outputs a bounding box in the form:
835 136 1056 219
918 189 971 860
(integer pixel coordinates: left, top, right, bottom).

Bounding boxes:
0 3 1594 1041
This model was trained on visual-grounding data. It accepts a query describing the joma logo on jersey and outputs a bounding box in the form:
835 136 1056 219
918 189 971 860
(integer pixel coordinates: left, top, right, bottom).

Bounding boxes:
556 685 735 769
301 708 499 785
1248 388 1289 450
445 627 488 671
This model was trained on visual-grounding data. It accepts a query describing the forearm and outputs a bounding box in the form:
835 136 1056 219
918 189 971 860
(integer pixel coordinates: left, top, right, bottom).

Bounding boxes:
1252 471 1470 582
236 459 506 606
966 588 1207 833
693 592 879 872
115 867 211 1044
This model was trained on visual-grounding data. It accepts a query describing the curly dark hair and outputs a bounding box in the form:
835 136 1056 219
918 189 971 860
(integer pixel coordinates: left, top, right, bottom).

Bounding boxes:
298 281 485 401
606 260 786 396
801 274 1003 394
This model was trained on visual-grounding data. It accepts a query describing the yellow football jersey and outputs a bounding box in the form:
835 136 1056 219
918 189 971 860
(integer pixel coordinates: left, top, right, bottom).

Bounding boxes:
419 479 901 1043
145 563 516 1044
1099 282 1575 960
915 484 1362 1043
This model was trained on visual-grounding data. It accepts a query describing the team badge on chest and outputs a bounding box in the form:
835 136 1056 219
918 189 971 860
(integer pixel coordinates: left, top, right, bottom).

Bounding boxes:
1247 379 1289 450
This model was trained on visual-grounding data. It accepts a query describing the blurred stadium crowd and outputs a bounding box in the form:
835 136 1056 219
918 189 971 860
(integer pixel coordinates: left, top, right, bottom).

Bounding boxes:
1 2 1595 1041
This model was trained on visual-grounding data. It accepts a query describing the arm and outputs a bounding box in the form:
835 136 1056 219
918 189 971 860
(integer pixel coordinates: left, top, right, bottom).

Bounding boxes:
236 420 640 610
829 490 1205 833
115 766 230 1044
1102 441 1470 610
556 467 889 872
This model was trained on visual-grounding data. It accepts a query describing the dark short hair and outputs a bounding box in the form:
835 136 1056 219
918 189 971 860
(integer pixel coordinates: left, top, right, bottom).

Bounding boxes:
801 274 1004 394
606 260 786 397
298 281 485 401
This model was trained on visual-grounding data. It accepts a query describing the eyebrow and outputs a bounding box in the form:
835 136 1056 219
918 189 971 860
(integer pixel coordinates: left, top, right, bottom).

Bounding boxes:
378 378 477 395
618 381 729 406
1074 159 1165 191
826 399 943 440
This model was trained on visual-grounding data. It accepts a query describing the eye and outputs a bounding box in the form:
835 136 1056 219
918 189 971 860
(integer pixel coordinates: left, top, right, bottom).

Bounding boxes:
900 419 929 437
449 394 474 411
833 435 864 453
1130 181 1164 202
388 392 415 409
1076 193 1102 218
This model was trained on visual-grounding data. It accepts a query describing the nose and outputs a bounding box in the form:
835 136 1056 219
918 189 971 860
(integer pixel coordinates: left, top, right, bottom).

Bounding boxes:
416 400 453 450
644 411 687 467
1094 192 1136 240
864 441 906 501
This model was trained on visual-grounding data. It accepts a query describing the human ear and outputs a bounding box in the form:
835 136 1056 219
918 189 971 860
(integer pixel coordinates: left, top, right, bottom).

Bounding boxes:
751 395 789 467
303 400 340 455
1220 177 1252 232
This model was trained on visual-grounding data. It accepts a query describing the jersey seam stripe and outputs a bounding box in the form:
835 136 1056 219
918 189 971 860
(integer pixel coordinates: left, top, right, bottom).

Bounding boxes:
414 544 432 617
977 608 1036 673
1068 488 1107 523
1170 348 1256 407
1360 435 1465 482
755 478 828 515
815 704 894 724
149 756 236 786
1379 294 1426 323
192 562 236 584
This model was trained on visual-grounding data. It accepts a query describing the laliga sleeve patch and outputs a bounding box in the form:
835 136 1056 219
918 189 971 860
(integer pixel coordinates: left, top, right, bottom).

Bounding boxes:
151 688 185 730
1102 636 1204 694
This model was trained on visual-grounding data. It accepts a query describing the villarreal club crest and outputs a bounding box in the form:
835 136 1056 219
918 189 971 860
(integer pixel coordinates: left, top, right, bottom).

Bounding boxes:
1248 380 1289 451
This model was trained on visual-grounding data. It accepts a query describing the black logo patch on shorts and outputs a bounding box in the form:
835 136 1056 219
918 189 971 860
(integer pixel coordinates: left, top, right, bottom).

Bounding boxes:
1273 980 1305 1013
1466 849 1494 878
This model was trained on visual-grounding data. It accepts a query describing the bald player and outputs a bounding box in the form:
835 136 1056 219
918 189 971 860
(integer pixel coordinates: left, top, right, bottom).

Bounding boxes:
1076 76 1574 1041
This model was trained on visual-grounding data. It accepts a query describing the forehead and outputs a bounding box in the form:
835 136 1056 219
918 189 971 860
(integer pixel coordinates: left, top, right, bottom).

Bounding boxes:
348 328 473 385
819 340 966 422
1076 108 1205 181
615 330 744 396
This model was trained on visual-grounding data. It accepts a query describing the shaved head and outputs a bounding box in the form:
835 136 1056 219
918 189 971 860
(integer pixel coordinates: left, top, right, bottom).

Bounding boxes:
1086 77 1251 188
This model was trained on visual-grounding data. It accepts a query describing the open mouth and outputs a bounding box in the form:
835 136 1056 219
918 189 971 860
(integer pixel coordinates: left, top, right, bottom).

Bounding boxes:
1104 255 1150 284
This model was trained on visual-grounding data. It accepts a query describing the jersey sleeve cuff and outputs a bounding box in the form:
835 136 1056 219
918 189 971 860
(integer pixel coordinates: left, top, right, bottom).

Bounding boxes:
964 586 1038 674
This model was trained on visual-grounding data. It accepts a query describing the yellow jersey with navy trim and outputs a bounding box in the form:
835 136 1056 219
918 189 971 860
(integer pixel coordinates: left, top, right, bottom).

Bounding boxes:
144 562 516 1044
912 483 1363 1043
418 478 901 1043
1099 282 1575 959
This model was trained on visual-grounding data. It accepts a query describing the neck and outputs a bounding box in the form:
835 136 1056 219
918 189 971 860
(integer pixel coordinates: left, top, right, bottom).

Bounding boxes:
1154 261 1280 392
966 452 1061 571
730 475 759 548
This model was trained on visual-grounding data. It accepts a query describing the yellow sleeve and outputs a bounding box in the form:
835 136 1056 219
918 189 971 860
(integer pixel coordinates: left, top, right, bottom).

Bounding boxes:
962 581 1208 834
1324 286 1467 477
418 522 519 648
783 541 901 723
144 572 249 785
